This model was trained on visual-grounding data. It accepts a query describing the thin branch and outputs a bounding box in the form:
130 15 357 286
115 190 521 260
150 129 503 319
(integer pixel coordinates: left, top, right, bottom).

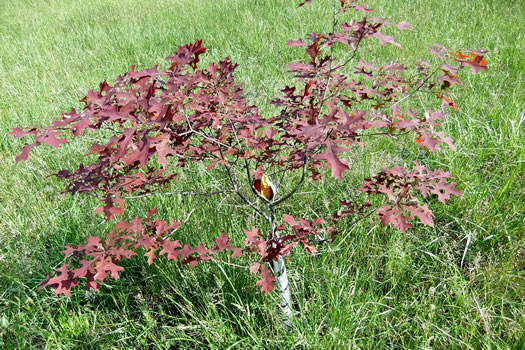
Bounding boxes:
124 189 235 199
268 203 277 240
218 145 269 221
271 155 308 208
168 198 205 236
172 152 214 161
234 185 269 221
275 164 290 193
179 207 198 227
211 257 249 269
227 117 257 197
182 110 231 149
315 29 368 126
347 207 377 226
320 0 339 103
389 67 440 109
227 118 244 152
330 28 368 71
355 130 411 138
174 129 195 138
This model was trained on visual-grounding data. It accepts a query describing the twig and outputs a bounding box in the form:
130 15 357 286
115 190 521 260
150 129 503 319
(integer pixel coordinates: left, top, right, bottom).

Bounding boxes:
218 145 269 221
320 0 340 103
182 110 231 149
271 155 308 207
211 257 249 269
125 189 235 199
389 66 440 109
227 117 261 200
168 201 200 235
355 130 411 138
330 28 368 71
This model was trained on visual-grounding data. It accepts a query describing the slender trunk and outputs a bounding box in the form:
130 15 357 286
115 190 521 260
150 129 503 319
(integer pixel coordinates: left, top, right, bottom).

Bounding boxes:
272 256 293 331
268 205 293 331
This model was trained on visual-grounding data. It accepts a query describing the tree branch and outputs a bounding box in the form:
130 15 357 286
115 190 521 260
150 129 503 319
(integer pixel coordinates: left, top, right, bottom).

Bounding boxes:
124 189 235 199
389 66 440 109
271 155 308 208
218 145 269 221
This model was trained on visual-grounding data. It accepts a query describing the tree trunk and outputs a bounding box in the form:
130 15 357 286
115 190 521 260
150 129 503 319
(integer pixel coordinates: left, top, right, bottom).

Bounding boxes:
268 205 293 331
272 256 292 331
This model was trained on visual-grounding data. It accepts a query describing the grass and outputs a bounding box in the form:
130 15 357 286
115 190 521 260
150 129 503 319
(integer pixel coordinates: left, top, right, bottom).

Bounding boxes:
1 0 524 348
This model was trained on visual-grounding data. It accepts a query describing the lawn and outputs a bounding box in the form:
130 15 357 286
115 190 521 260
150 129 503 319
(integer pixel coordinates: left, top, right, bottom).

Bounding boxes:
0 0 524 348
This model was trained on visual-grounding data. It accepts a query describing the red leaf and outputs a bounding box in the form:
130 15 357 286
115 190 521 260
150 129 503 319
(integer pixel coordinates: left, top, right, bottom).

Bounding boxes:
70 115 93 136
55 278 79 296
416 131 441 152
15 142 39 163
159 239 183 260
45 264 79 296
288 39 306 47
255 240 268 259
306 35 323 62
177 244 196 260
377 205 412 233
406 204 434 226
144 249 157 265
243 227 263 247
450 51 470 59
207 159 219 171
147 206 158 218
282 214 298 227
256 266 276 294
84 236 103 251
95 258 124 281
249 262 261 274
213 231 233 252
463 53 488 74
311 217 325 226
378 184 396 201
437 94 458 110
429 180 461 203
372 32 401 48
301 240 317 255
396 21 412 31
352 4 373 13
435 131 456 151
194 242 211 257
429 44 447 59
298 0 312 7
314 140 350 180
9 127 38 138
96 194 125 220
252 167 265 179
38 130 68 148
231 248 243 258
72 260 95 279
123 132 152 168
84 271 100 292
156 138 177 170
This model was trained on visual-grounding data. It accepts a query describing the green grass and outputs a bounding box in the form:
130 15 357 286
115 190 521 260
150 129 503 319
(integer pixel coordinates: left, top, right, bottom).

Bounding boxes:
1 0 524 348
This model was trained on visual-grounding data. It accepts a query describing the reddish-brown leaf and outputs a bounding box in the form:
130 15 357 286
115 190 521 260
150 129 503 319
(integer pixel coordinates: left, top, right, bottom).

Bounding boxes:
256 266 276 294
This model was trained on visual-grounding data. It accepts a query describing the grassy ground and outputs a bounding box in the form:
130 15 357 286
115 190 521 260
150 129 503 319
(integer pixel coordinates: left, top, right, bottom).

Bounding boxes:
1 0 523 348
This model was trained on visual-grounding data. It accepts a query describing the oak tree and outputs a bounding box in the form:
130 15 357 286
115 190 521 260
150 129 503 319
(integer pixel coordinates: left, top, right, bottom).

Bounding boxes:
11 0 486 328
